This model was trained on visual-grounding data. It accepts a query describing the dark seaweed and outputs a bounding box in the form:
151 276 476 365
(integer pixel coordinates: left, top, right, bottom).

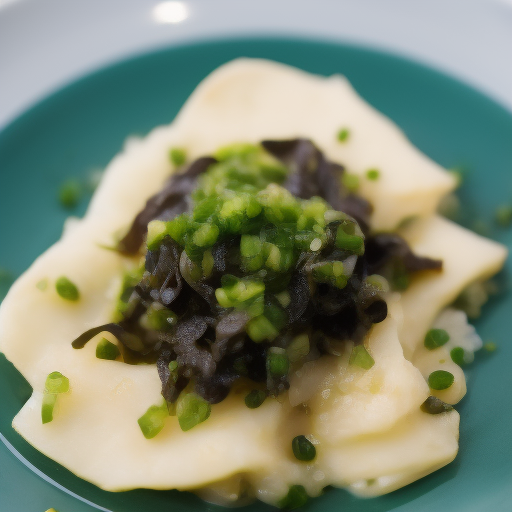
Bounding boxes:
262 139 372 230
73 139 442 405
117 157 216 254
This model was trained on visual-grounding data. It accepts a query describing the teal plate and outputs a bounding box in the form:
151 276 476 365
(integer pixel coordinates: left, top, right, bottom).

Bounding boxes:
0 38 511 512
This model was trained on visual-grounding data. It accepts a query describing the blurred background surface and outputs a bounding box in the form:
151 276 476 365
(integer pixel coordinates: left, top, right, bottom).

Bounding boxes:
1 0 512 131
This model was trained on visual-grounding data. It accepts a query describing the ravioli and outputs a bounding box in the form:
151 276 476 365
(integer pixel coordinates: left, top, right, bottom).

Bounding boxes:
0 59 506 507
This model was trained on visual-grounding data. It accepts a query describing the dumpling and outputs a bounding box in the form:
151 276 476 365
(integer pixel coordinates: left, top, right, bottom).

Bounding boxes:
0 59 506 507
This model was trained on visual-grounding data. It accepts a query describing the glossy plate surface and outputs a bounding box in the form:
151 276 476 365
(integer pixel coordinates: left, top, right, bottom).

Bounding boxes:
0 38 511 512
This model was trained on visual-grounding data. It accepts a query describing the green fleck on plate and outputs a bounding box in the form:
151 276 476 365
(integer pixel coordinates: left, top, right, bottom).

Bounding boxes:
0 38 511 512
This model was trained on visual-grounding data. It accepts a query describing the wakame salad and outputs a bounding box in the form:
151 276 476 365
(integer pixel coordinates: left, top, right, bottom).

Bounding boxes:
71 139 441 437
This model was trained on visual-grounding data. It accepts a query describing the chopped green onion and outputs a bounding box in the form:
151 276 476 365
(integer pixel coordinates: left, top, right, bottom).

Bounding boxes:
275 290 291 308
96 338 120 360
247 315 279 342
176 392 211 431
291 435 316 462
287 334 310 363
45 371 70 394
137 401 169 439
192 223 219 247
337 128 350 142
420 396 454 414
450 347 465 366
41 393 57 424
349 345 375 370
495 205 512 227
55 276 79 301
336 226 364 255
266 349 289 377
146 220 168 250
484 341 497 352
244 389 266 409
366 169 380 181
240 235 262 257
202 249 214 278
277 484 309 510
424 328 450 350
141 305 177 332
169 147 187 166
42 371 69 424
58 180 81 209
428 370 454 390
342 173 359 193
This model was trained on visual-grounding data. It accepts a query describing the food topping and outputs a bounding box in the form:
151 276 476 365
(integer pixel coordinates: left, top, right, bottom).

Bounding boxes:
72 140 442 431
41 371 70 424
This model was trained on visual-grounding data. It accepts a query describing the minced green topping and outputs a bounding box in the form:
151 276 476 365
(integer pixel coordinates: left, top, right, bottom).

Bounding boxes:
41 371 70 424
244 389 266 409
58 180 81 209
450 347 465 366
55 276 80 301
495 204 512 227
366 169 380 181
278 484 309 510
341 172 359 193
349 345 375 370
421 395 453 414
291 435 316 462
96 338 120 360
424 328 450 350
156 144 366 342
176 392 211 431
428 370 454 390
337 128 350 142
484 341 497 352
138 401 169 439
169 147 187 167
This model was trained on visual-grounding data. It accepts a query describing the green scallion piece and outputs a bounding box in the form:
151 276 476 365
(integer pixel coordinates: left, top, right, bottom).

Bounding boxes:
266 350 290 377
192 223 219 247
349 345 375 370
247 315 279 342
146 220 168 250
176 392 211 432
45 371 70 394
277 484 309 510
244 389 266 409
336 226 364 255
55 276 79 301
41 393 57 424
366 168 380 181
96 338 120 360
420 396 454 414
58 180 81 209
143 306 177 332
169 147 187 166
137 402 169 439
484 341 497 352
337 128 350 142
291 435 316 462
424 328 450 350
41 371 69 424
342 173 359 193
495 204 512 227
450 347 465 366
428 370 454 390
286 334 310 363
